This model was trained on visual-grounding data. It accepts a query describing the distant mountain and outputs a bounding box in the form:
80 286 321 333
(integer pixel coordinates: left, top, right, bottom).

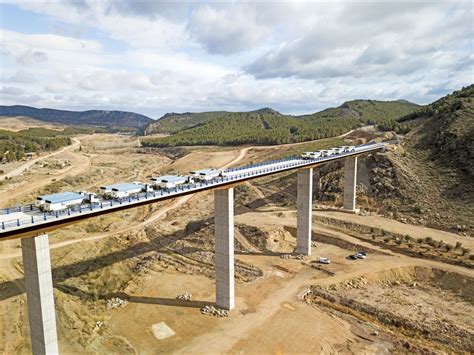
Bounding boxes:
141 107 285 135
142 111 229 134
0 105 153 129
141 100 420 146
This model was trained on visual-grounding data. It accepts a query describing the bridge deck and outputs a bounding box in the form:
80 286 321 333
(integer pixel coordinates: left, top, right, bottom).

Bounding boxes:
0 143 385 240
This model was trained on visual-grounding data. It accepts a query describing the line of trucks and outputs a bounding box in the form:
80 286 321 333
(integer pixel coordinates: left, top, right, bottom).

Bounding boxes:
34 145 358 212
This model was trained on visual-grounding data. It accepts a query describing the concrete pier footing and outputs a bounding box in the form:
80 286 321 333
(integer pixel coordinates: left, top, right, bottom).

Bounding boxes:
296 168 313 255
21 234 59 355
343 156 358 212
214 188 235 310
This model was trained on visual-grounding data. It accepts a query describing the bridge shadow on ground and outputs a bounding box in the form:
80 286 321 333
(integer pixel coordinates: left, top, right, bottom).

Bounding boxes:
112 292 214 309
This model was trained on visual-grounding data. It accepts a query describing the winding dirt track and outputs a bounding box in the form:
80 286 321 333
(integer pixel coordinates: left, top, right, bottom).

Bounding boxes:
0 138 82 180
0 137 92 208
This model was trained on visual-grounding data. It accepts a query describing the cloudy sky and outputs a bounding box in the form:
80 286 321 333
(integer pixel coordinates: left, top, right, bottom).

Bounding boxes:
0 1 472 118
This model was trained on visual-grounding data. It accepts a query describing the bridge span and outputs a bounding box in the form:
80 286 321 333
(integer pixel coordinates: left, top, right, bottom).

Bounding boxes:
1 142 386 354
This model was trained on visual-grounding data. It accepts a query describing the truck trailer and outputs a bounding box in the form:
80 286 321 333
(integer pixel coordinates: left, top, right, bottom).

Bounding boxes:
190 169 222 182
36 192 85 212
100 182 149 199
150 175 193 189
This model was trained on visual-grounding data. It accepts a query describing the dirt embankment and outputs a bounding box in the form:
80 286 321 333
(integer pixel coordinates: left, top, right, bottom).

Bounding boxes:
314 214 474 269
305 266 474 353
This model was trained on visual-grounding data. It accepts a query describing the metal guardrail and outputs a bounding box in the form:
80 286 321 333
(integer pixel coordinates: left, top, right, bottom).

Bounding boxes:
0 143 385 240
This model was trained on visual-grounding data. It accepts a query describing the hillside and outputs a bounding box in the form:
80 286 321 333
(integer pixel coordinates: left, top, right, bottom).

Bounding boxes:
0 127 92 162
142 111 229 134
377 84 474 231
141 100 419 147
316 85 472 234
0 105 153 129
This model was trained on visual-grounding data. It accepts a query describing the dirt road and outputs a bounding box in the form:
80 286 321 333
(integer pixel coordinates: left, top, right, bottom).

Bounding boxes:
0 150 92 208
175 269 334 354
317 210 474 250
0 137 82 180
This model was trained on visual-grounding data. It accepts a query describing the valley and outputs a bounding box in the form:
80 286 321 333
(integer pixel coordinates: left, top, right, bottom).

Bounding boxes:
0 108 472 353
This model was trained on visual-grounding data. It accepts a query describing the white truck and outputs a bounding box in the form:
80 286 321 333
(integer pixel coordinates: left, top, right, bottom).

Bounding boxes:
341 146 356 153
301 151 322 159
80 191 99 204
150 175 193 189
190 169 222 182
100 182 150 199
36 192 85 212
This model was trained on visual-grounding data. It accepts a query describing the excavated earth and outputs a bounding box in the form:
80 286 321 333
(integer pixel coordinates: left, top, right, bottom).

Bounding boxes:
306 266 474 353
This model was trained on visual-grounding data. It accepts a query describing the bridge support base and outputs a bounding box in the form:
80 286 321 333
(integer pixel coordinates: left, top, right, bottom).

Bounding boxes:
343 156 359 213
21 234 59 355
214 188 235 310
296 168 313 255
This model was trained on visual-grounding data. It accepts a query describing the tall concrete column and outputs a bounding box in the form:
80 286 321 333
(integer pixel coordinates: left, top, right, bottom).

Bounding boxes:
21 234 59 355
214 188 235 310
343 156 358 212
296 168 313 255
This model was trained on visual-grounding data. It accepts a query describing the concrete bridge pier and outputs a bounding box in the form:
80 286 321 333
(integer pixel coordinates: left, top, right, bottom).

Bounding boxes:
343 156 359 212
21 234 59 355
296 168 313 255
214 187 235 310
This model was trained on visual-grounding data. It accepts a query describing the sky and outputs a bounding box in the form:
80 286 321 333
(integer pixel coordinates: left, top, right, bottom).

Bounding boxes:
0 1 473 119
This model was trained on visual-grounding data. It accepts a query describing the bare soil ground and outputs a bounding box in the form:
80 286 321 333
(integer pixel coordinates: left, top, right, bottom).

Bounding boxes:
1 133 473 354
0 116 65 132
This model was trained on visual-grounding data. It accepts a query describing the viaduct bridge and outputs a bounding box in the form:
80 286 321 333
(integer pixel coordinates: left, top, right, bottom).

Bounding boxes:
0 142 386 354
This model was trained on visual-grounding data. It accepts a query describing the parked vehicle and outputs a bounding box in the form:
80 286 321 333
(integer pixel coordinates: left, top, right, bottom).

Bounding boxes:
355 251 367 259
317 256 331 264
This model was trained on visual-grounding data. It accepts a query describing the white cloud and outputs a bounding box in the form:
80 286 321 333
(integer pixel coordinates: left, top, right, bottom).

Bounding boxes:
0 1 472 117
187 4 270 54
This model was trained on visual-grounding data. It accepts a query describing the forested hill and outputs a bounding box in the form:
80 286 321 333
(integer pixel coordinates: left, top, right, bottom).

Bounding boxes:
401 84 474 177
0 127 91 162
142 111 229 134
141 99 419 147
0 105 153 129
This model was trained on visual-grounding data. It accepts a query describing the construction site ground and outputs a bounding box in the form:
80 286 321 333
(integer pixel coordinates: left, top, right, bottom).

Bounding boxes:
0 133 472 354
